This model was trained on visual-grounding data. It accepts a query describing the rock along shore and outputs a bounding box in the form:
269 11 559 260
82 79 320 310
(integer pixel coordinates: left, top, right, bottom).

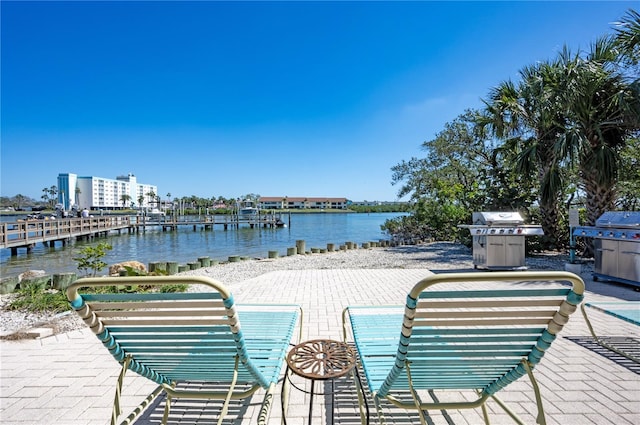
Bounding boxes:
0 242 571 338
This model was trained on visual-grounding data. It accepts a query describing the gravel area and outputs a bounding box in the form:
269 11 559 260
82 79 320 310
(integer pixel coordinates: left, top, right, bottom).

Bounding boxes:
0 242 574 339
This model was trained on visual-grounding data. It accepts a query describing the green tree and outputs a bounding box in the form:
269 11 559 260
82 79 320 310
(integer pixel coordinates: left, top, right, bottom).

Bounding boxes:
390 110 535 243
616 137 640 210
41 188 51 206
41 186 58 208
613 8 640 70
393 110 537 210
73 242 112 277
146 191 156 209
482 56 571 248
120 194 131 208
392 110 485 208
12 194 27 210
556 37 640 228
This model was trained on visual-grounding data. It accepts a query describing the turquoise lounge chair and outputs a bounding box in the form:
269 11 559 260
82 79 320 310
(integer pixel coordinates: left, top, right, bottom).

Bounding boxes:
342 271 585 425
581 300 640 363
67 275 302 425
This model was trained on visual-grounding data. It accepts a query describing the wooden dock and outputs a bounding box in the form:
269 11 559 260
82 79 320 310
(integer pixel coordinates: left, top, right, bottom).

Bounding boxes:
134 213 286 232
0 216 132 254
0 213 287 256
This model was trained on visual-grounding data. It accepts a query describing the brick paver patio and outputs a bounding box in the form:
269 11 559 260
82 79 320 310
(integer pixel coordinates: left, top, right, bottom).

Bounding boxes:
1 265 639 424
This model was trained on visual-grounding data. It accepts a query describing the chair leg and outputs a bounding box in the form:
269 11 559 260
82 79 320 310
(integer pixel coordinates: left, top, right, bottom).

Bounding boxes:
162 393 172 425
405 361 428 425
112 356 132 425
217 356 240 425
522 360 547 425
476 389 491 425
352 367 369 425
161 382 177 425
373 395 388 425
258 383 276 425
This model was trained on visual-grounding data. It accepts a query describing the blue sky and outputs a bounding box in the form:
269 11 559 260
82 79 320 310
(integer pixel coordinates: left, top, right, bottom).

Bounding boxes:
1 1 635 202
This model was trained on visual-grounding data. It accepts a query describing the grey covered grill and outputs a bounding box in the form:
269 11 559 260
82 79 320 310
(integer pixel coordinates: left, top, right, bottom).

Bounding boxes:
460 212 544 270
573 211 640 286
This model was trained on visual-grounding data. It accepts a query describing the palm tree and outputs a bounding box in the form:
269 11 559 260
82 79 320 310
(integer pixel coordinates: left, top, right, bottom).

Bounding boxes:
41 189 50 207
613 8 640 68
75 187 81 208
146 191 156 209
42 185 58 208
13 194 27 211
482 58 570 248
137 195 145 210
556 37 640 228
120 194 131 208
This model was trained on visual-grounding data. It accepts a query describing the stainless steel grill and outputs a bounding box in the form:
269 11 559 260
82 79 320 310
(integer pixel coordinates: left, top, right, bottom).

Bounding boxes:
460 212 544 270
573 211 640 287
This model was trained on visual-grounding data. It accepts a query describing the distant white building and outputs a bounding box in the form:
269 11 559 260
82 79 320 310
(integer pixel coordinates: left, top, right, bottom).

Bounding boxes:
57 173 158 210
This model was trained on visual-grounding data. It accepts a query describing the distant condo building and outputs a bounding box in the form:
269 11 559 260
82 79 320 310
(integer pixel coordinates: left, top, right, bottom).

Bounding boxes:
258 197 348 210
57 173 158 210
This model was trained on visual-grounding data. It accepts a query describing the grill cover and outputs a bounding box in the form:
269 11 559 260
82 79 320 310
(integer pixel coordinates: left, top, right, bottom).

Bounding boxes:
472 212 525 226
595 211 640 229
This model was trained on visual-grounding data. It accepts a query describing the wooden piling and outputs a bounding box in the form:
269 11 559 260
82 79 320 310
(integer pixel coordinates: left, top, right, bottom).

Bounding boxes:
53 273 77 290
296 240 306 255
167 262 178 275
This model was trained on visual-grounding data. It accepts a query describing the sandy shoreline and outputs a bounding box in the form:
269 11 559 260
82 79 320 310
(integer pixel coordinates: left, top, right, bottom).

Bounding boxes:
0 242 573 337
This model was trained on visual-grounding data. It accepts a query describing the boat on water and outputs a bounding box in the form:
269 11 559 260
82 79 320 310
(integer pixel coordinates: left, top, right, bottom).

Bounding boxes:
148 208 165 217
238 200 259 218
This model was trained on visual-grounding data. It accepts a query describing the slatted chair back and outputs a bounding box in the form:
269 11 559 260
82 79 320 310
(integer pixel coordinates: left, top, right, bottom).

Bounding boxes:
344 271 585 425
67 275 300 425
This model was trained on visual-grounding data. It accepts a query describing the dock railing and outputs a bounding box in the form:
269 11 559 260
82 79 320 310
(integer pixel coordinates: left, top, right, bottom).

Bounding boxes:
0 216 132 250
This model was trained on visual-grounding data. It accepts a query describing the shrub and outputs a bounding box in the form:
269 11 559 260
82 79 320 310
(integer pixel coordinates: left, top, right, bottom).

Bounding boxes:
73 242 112 277
7 282 69 313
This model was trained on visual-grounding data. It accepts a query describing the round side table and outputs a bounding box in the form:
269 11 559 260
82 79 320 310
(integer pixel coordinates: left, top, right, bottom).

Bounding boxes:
282 339 360 425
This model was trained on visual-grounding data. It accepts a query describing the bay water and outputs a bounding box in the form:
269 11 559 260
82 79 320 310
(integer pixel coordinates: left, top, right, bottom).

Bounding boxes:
1 212 403 278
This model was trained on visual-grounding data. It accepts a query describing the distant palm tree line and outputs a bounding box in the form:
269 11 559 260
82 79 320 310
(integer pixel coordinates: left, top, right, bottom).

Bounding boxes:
1 192 408 214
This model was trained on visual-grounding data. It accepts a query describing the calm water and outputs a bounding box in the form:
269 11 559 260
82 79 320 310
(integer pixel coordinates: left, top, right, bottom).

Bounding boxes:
1 213 403 277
